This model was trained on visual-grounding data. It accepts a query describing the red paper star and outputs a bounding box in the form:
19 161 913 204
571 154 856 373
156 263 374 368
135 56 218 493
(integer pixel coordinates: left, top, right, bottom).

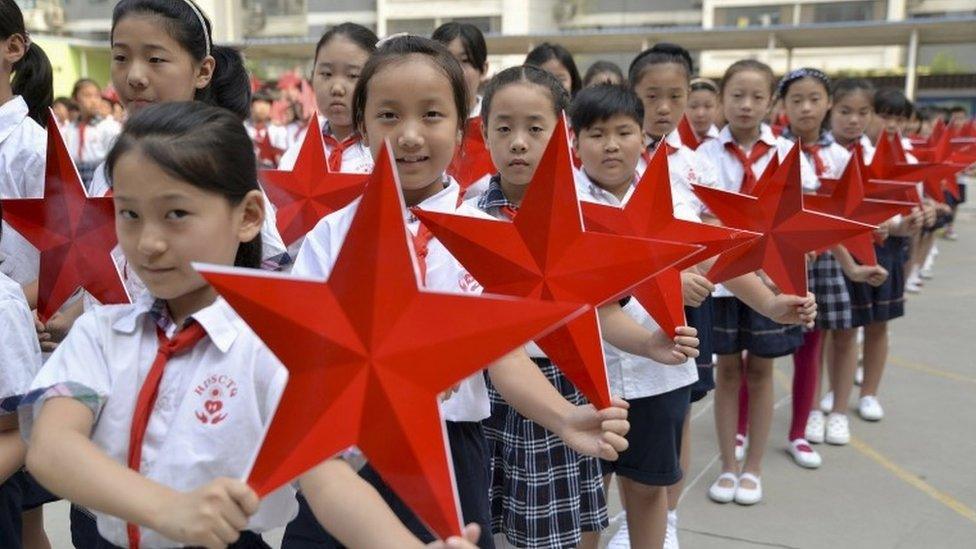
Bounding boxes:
868 134 965 203
254 130 284 167
1 111 128 321
447 116 495 197
196 143 583 540
676 115 701 151
415 117 701 408
692 144 875 296
805 152 915 265
909 129 972 199
259 113 368 246
581 145 759 336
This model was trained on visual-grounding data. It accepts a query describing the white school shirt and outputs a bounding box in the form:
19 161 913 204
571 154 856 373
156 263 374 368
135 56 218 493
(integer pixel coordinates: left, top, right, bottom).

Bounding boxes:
277 115 374 174
824 132 877 171
698 124 819 195
62 117 120 164
573 171 698 399
0 96 45 285
244 120 290 154
284 121 304 150
21 295 295 547
637 130 720 217
292 179 491 422
0 269 42 410
779 129 849 179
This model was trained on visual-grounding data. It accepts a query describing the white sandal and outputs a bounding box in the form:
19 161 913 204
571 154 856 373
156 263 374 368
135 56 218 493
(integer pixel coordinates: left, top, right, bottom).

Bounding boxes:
734 472 763 505
708 472 738 503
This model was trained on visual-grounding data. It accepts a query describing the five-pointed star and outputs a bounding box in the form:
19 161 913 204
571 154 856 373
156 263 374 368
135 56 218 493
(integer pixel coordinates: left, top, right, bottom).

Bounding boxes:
692 144 875 296
868 134 966 203
196 143 583 539
447 116 495 197
1 110 128 321
259 113 368 246
415 117 701 408
581 145 759 336
676 115 702 151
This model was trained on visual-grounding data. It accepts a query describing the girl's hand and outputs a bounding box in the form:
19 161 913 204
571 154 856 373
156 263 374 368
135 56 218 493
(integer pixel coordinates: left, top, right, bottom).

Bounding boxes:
556 397 630 461
426 523 483 548
764 292 817 328
873 222 890 242
33 312 55 352
39 312 73 352
152 478 259 549
846 264 889 287
643 326 700 365
681 272 715 307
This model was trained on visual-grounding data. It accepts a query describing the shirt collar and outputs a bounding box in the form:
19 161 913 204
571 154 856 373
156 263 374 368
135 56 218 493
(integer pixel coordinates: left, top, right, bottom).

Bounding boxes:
469 96 483 119
476 175 516 213
718 124 777 148
780 127 831 147
574 168 636 207
410 176 461 216
112 294 240 353
0 96 29 145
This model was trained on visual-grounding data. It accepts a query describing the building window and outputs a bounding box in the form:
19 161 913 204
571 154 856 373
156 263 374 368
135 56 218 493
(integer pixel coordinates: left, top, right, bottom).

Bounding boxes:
387 18 437 35
715 5 792 27
445 16 502 34
811 1 880 23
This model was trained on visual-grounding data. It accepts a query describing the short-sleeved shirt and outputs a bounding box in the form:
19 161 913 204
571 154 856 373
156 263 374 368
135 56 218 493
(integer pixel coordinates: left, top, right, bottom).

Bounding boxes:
0 270 42 413
0 96 45 285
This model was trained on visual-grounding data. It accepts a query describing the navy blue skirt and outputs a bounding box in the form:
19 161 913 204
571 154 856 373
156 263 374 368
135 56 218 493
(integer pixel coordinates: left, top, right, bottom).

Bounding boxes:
847 237 907 326
711 296 803 359
686 298 715 402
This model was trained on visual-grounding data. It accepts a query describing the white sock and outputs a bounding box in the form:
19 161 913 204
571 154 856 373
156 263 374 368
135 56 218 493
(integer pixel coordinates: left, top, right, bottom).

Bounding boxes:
668 510 678 525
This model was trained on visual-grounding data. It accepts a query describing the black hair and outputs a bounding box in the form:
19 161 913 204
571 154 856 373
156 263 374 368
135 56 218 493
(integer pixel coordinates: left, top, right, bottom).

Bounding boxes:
873 88 912 118
352 35 468 136
628 42 693 87
570 84 644 132
949 105 967 115
777 67 830 99
831 78 875 105
480 65 569 122
690 77 719 94
583 60 624 87
1 0 53 125
720 59 776 96
251 91 274 105
112 0 251 120
314 22 378 65
432 22 488 74
71 78 100 100
106 102 263 268
525 42 582 97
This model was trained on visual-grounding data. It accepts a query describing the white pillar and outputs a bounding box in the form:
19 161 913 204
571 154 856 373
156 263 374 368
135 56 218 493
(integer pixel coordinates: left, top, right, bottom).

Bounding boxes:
80 49 89 78
904 28 919 100
766 32 777 65
786 48 794 72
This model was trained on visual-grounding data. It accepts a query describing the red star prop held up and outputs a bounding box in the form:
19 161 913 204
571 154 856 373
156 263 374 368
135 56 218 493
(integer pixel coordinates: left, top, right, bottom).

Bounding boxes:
415 117 701 408
260 113 368 246
581 145 759 337
676 115 702 151
1 110 128 321
196 143 583 540
254 129 284 167
447 116 495 197
692 144 875 296
869 134 965 203
804 152 915 266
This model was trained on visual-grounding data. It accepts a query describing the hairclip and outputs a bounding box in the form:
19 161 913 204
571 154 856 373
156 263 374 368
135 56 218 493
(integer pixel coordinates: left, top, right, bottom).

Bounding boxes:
690 77 718 93
777 68 830 98
376 32 410 49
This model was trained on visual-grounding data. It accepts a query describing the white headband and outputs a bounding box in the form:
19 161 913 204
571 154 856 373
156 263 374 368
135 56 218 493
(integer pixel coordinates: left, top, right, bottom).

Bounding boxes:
182 0 211 56
376 32 410 49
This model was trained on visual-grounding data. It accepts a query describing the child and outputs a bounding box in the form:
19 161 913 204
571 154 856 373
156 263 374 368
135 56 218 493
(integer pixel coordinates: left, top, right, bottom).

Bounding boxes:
525 42 582 98
62 78 122 189
824 78 877 161
52 96 75 128
687 77 721 142
246 91 289 168
583 60 624 88
20 101 482 549
285 36 633 549
278 22 376 174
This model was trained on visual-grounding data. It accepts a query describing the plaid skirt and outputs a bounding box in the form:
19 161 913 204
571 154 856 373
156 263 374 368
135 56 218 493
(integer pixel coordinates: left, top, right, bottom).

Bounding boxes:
484 358 608 548
810 252 853 330
847 237 908 326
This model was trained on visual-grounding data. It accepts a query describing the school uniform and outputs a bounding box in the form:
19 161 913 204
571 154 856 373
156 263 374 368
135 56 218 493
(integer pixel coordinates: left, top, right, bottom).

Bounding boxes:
62 116 121 189
697 125 806 358
18 294 295 548
245 120 290 168
276 115 374 174
576 169 699 487
466 176 607 549
0 96 45 286
282 179 495 549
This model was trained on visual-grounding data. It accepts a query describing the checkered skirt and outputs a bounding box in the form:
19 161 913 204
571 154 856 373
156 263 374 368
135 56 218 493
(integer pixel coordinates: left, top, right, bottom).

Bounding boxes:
810 252 853 330
483 359 608 548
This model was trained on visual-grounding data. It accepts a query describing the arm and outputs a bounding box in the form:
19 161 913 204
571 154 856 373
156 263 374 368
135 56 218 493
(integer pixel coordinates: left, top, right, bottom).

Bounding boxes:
722 273 817 328
22 280 38 310
39 299 86 352
596 303 699 364
0 415 25 483
831 246 888 287
27 398 257 547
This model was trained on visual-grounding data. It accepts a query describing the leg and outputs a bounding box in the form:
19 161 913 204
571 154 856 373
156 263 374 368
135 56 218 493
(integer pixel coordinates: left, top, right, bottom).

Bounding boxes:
667 411 692 511
741 355 774 478
619 478 668 549
829 328 859 415
790 331 822 441
860 322 889 397
22 507 50 549
714 354 744 476
736 371 749 438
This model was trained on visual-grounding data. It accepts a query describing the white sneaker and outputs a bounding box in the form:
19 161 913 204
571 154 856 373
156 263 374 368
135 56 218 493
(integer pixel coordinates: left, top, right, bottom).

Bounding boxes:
607 516 630 549
663 511 679 549
788 438 823 469
858 395 884 421
734 473 762 505
919 267 934 280
905 277 922 294
708 472 738 503
855 366 864 386
734 434 747 461
805 410 826 444
825 413 851 445
819 392 834 414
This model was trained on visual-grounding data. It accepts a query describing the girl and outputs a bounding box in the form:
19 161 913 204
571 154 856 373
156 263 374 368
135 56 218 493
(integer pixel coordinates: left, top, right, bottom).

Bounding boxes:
432 21 492 198
687 77 721 142
474 69 698 549
38 0 293 353
525 42 582 98
285 36 633 549
245 91 288 168
20 101 482 549
278 22 376 174
1 0 51 288
696 59 816 506
583 60 624 88
62 78 122 189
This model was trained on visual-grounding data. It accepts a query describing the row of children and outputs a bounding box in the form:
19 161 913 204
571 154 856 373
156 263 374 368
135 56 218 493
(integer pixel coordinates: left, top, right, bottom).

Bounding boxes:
1 0 969 548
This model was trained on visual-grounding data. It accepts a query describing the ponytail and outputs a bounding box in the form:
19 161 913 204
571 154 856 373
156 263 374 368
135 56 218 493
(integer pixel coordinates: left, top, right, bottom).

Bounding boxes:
2 0 54 124
198 45 251 121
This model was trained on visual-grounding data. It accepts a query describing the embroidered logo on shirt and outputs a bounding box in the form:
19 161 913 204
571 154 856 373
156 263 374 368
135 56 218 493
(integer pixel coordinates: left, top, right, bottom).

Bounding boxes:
458 272 482 293
193 374 238 425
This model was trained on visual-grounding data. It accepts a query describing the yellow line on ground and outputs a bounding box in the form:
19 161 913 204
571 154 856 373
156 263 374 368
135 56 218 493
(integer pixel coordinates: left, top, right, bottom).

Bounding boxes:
849 437 976 526
889 356 976 385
